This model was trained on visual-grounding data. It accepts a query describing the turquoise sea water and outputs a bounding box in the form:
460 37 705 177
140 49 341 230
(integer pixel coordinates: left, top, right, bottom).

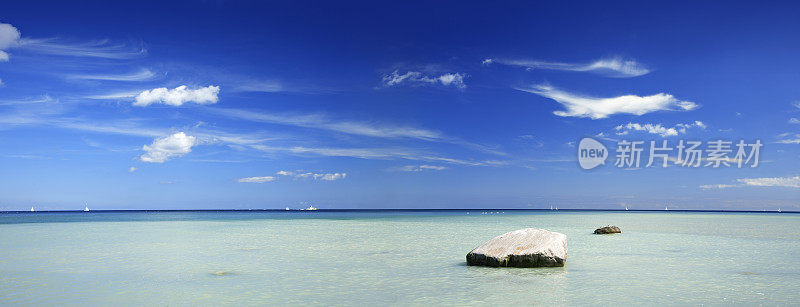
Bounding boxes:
1 210 798 305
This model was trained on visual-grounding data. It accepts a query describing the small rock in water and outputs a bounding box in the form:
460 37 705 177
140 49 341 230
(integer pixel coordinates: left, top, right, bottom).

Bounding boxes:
594 226 621 234
466 228 567 267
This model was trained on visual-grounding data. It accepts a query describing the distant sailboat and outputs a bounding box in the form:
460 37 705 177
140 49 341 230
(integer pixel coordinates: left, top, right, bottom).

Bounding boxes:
550 205 553 210
665 206 669 211
285 207 290 211
30 206 35 212
84 203 90 212
778 208 782 213
625 206 629 211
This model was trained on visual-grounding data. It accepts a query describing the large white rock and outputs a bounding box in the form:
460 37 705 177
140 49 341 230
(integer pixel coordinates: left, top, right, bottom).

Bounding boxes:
466 228 567 267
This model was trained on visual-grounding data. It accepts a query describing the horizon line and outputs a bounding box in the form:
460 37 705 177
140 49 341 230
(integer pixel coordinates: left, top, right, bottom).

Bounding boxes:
1 208 797 214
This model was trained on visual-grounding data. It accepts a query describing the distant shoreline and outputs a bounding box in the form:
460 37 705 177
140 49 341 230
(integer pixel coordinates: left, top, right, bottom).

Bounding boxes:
1 209 797 214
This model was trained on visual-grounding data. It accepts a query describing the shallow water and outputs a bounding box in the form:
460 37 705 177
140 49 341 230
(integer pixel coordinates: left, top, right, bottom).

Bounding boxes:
1 211 798 305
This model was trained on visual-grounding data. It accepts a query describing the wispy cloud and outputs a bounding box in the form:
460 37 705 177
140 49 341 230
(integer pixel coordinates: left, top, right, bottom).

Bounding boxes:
140 132 197 163
85 91 142 100
233 81 284 93
0 112 165 137
789 118 800 124
381 70 466 89
17 38 146 59
314 173 346 181
134 85 220 107
282 146 407 160
239 171 347 183
0 105 497 170
251 145 490 166
275 170 347 181
210 107 444 141
615 121 706 137
238 176 276 183
486 57 650 77
701 176 800 189
68 68 157 81
0 94 56 106
210 107 504 156
517 84 698 119
391 165 446 172
776 134 800 144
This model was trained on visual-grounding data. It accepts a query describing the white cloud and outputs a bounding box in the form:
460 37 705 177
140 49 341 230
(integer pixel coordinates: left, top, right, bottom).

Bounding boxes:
294 172 313 179
393 165 447 172
0 23 21 62
238 176 276 183
128 166 137 173
0 23 20 83
517 84 698 119
789 118 800 124
69 68 156 81
678 121 707 129
739 176 800 188
699 184 739 189
140 132 197 163
276 170 347 181
314 173 346 181
701 176 800 189
481 58 494 65
381 70 466 89
492 57 650 77
134 85 220 107
615 121 706 137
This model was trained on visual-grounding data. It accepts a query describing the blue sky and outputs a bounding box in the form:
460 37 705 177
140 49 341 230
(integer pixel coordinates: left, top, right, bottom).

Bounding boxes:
1 1 799 210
